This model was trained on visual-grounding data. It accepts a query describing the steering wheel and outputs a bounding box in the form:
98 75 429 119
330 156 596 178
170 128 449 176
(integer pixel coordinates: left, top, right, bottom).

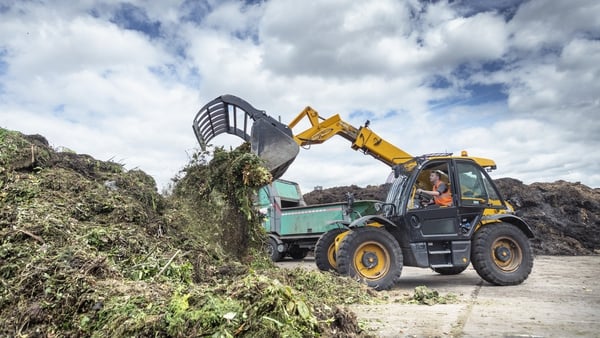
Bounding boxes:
416 190 434 206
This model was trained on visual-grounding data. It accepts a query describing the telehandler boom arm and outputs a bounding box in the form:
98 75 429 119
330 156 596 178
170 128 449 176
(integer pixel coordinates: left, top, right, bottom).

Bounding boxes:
289 106 413 167
193 95 497 179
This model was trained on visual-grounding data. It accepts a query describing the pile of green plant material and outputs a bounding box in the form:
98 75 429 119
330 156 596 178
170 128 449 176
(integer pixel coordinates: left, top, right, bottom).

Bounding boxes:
0 128 377 337
407 286 458 305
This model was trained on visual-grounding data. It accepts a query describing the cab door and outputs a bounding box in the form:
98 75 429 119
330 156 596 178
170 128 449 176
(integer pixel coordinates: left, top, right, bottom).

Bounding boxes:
404 161 461 241
454 160 505 233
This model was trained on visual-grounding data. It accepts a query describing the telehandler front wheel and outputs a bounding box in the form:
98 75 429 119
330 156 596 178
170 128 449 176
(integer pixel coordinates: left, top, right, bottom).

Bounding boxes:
337 227 403 291
471 222 533 285
315 228 347 271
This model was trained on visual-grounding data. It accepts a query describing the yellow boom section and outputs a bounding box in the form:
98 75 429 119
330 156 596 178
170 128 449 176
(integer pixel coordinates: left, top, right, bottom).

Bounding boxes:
288 106 413 167
287 106 497 171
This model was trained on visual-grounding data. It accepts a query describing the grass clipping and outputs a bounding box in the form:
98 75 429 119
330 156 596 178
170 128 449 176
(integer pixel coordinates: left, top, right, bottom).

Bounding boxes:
0 128 376 337
405 286 458 305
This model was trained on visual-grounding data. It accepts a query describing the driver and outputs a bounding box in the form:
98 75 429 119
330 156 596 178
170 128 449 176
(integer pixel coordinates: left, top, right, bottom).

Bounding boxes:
417 170 452 206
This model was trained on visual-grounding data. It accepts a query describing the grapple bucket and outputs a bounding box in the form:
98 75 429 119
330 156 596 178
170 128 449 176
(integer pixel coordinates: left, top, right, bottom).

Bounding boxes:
193 95 299 179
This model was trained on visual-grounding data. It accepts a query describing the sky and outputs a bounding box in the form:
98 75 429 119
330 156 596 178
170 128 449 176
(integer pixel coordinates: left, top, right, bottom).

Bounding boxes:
1 0 599 194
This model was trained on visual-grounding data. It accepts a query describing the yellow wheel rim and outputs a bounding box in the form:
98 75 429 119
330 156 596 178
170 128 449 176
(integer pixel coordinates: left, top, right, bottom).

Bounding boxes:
491 236 522 272
352 241 390 280
327 242 337 269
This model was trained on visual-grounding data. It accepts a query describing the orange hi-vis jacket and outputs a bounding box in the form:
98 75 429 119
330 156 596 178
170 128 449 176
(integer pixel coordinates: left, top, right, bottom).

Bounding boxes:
433 181 453 206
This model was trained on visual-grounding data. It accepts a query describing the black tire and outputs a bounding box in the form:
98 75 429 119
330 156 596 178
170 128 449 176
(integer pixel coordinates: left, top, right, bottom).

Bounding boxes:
471 222 533 286
288 246 309 260
337 227 403 291
432 265 469 275
314 228 347 271
266 237 283 262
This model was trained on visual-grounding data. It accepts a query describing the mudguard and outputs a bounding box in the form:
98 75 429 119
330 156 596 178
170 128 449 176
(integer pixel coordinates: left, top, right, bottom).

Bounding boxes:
482 214 535 238
348 214 397 228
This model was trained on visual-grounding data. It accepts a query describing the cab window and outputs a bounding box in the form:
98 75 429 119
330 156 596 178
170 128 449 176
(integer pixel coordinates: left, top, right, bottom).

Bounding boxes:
457 162 493 205
457 162 497 206
408 163 452 209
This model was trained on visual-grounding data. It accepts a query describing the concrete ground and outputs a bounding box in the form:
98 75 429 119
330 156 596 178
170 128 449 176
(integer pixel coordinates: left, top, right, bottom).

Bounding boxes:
277 255 600 338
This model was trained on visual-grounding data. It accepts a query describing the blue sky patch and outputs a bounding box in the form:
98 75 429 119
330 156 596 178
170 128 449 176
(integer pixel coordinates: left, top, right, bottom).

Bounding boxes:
52 104 66 118
349 109 375 122
0 49 6 96
452 0 522 21
383 110 400 119
464 83 508 104
428 75 453 89
184 67 202 88
148 64 180 82
349 109 404 124
233 29 259 44
0 3 10 14
0 49 8 76
428 82 507 111
452 63 478 80
100 69 115 79
180 0 213 25
243 0 264 5
110 3 161 38
480 59 508 73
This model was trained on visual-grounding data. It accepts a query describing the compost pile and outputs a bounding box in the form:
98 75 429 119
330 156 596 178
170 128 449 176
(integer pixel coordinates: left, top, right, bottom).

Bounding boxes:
0 128 376 337
304 178 600 255
495 178 600 255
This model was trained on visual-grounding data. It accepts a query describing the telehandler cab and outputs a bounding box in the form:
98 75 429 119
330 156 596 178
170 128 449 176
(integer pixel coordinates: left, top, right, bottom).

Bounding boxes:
193 95 534 290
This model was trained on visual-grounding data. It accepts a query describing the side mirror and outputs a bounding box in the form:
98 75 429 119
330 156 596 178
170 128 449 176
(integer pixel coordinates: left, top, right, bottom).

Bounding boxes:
393 165 401 178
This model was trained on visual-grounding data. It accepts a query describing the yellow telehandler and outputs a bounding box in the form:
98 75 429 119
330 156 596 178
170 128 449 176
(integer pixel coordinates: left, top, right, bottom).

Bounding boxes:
193 95 534 290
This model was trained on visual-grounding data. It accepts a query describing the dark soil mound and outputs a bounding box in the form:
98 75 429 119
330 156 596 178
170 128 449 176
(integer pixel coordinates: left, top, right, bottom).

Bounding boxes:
304 178 600 255
495 178 600 255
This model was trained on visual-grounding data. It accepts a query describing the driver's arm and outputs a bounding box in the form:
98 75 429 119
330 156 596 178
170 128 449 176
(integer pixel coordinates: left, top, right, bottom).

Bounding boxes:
417 182 447 196
416 188 440 196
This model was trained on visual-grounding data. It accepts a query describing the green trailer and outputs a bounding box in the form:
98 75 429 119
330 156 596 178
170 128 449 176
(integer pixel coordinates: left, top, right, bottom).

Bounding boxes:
257 179 379 261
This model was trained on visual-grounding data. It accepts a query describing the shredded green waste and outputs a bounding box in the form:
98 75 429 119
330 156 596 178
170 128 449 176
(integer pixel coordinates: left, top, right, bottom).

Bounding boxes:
407 286 458 305
0 128 377 337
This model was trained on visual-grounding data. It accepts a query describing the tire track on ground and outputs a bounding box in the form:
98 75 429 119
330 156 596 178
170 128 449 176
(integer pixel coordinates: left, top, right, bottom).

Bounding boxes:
451 280 483 337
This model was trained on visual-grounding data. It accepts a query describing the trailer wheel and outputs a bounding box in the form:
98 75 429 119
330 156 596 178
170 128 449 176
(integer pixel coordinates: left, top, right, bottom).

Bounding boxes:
266 237 283 262
315 229 347 271
471 222 533 285
289 247 309 260
432 265 468 275
337 227 402 291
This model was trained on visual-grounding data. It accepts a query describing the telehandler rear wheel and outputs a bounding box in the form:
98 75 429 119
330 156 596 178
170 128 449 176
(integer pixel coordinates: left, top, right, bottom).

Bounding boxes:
315 229 347 271
471 222 533 285
337 227 402 291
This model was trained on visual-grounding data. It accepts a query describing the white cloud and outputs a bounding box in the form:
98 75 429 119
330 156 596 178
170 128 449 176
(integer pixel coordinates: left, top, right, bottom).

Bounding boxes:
1 0 599 193
4 17 164 78
421 12 508 66
260 0 423 77
509 0 600 51
202 1 263 34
